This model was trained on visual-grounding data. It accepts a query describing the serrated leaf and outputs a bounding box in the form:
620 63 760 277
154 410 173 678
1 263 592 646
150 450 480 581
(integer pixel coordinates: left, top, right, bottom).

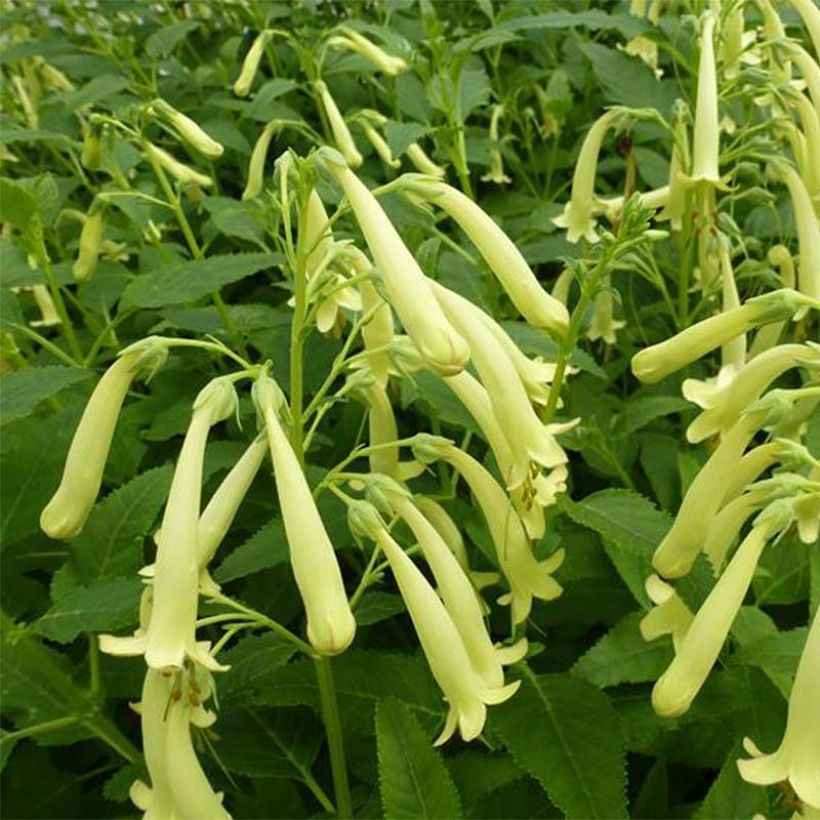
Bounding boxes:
615 396 691 437
33 577 141 643
213 518 289 584
120 252 280 309
145 19 199 58
69 465 174 582
384 121 432 156
354 591 405 626
218 633 298 703
376 698 462 819
730 627 807 699
0 367 92 426
489 669 628 819
573 613 673 687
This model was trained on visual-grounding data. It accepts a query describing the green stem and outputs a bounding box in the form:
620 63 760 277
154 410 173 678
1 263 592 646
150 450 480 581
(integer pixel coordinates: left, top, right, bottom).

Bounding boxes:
315 657 353 819
1 716 78 745
84 714 141 763
40 251 84 362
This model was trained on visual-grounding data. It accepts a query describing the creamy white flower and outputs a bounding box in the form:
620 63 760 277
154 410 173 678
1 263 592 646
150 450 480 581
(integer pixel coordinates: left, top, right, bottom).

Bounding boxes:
411 177 569 337
683 344 817 442
233 30 273 97
359 115 400 168
586 278 625 345
631 289 813 384
41 342 167 539
652 521 774 717
346 367 401 478
329 28 407 76
152 99 223 159
749 247 796 357
788 0 820 59
482 105 511 185
101 378 236 673
640 574 693 652
552 109 621 244
657 104 690 230
145 143 212 189
406 143 446 177
349 249 394 385
253 374 356 655
320 150 469 375
738 606 820 808
781 164 820 302
72 207 102 282
412 436 564 625
242 120 279 200
315 81 363 168
354 504 519 745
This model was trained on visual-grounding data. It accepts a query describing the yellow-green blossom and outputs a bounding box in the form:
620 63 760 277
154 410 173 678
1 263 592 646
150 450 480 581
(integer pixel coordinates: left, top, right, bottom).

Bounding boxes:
152 98 223 159
406 142 446 177
640 574 693 652
329 27 407 76
242 121 279 200
72 206 102 283
482 105 511 185
233 30 273 97
315 80 363 168
781 164 820 302
145 143 212 189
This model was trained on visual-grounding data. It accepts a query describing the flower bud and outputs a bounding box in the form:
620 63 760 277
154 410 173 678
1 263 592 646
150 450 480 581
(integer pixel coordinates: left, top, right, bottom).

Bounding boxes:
41 342 168 539
253 373 356 655
320 151 469 375
330 27 407 76
780 164 820 302
315 80 363 168
631 289 815 384
72 205 103 283
233 30 273 97
411 177 569 337
481 105 511 185
145 143 212 188
406 142 446 178
242 121 279 200
152 99 223 159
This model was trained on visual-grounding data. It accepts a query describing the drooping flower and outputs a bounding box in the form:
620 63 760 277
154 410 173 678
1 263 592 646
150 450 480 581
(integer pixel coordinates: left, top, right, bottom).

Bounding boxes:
242 120 279 200
552 108 622 244
412 435 564 625
682 343 818 442
738 606 820 808
319 149 469 375
253 373 356 655
151 98 224 159
481 105 511 185
315 81 363 168
101 377 237 672
652 519 776 717
358 110 400 168
41 340 168 539
145 143 213 189
586 277 626 345
657 102 691 230
631 289 814 384
349 501 519 745
233 29 274 97
780 164 820 302
406 142 446 178
328 27 407 76
410 176 569 337
349 248 394 384
639 574 693 652
72 205 103 283
788 0 820 59
346 367 401 478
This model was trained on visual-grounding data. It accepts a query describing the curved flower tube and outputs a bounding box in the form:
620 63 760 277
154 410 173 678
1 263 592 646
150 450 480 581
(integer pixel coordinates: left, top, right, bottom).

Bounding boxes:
788 0 820 59
652 520 774 717
631 289 814 384
482 105 511 185
320 150 469 375
749 246 796 357
233 30 273 97
349 249 394 384
347 368 401 478
360 116 400 168
738 605 820 808
406 142 446 177
152 99 223 159
145 143 212 189
72 206 102 283
41 341 168 539
781 164 820 301
552 108 621 244
586 277 625 345
352 504 519 745
683 343 817 442
640 574 693 652
329 27 407 76
410 177 569 337
242 121 279 200
315 81 363 168
253 374 356 655
102 378 236 672
658 103 690 230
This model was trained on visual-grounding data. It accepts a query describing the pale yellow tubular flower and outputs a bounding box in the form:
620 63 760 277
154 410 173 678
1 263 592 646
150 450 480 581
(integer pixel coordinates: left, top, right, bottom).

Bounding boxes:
350 249 394 384
749 246 795 357
39 61 74 92
333 27 407 76
738 606 820 807
360 509 518 745
410 177 569 336
73 207 102 283
30 284 60 328
652 409 769 579
406 142 446 178
152 99 223 159
41 343 167 539
640 574 693 652
145 143 212 188
631 289 814 384
786 43 820 118
433 283 567 488
596 185 671 224
482 105 511 185
253 374 356 655
415 437 564 624
587 277 626 345
315 80 363 168
233 29 273 97
361 119 400 168
788 0 820 60
683 12 727 189
242 121 279 200
129 669 177 819
103 378 236 673
721 2 745 79
718 243 746 370
702 486 771 571
723 440 786 500
322 152 469 375
391 494 527 689
652 520 774 717
197 436 268 576
781 164 820 301
552 108 621 244
348 370 401 478
683 343 817 442
658 103 690 230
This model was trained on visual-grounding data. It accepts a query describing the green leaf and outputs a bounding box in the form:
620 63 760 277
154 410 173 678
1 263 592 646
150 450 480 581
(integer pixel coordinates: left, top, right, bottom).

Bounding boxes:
33 577 141 643
0 178 38 232
213 518 289 584
695 741 770 819
498 10 650 38
218 633 298 703
0 367 92 425
490 670 628 818
60 74 131 110
376 698 462 819
385 121 432 156
144 20 199 58
572 613 673 687
69 465 174 583
730 627 807 699
120 252 280 309
354 591 406 626
614 396 691 437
